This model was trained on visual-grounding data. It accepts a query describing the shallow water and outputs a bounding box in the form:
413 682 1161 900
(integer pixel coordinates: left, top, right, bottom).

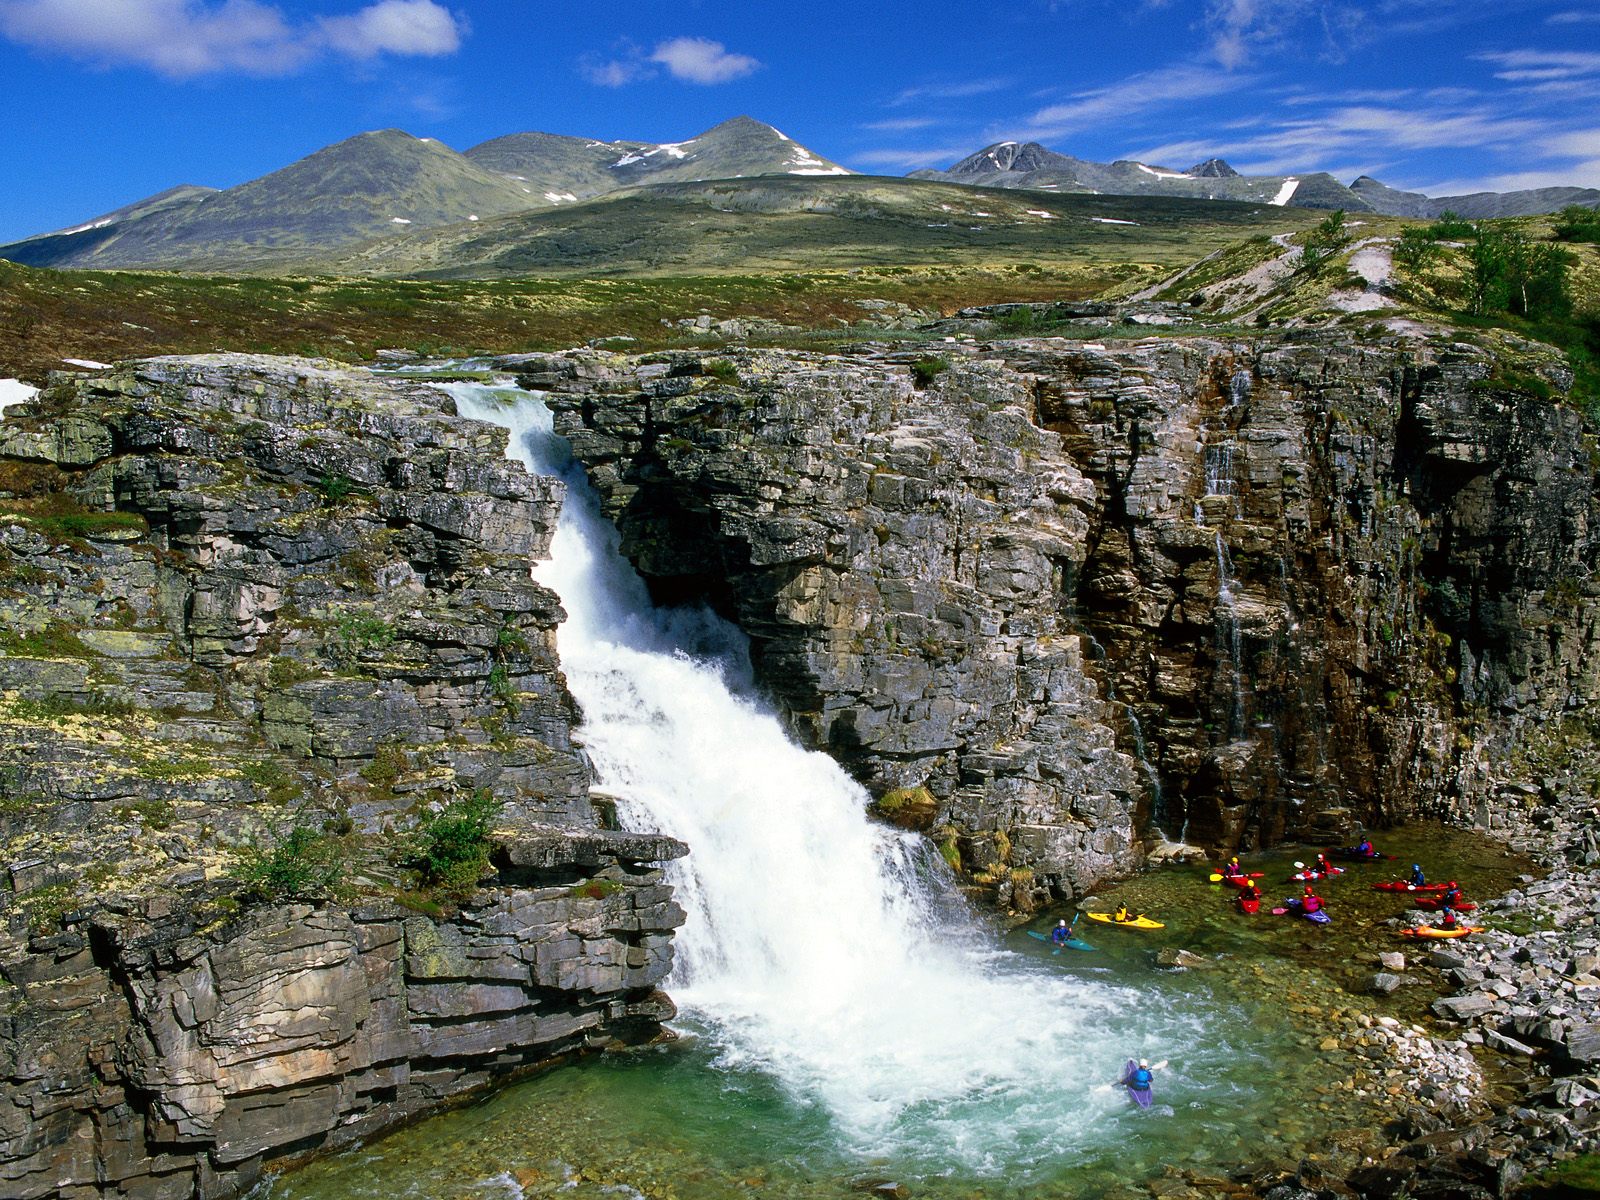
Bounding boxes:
262 834 1533 1200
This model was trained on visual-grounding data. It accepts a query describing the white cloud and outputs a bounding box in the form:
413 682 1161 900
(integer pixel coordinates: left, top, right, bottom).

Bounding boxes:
648 36 758 85
887 78 1010 107
861 117 939 132
0 0 464 77
1413 162 1600 195
319 0 460 60
1548 9 1600 23
581 35 759 88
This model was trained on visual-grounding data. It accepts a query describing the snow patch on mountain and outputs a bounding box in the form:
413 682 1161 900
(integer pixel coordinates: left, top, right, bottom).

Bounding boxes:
1137 164 1191 180
1271 178 1300 206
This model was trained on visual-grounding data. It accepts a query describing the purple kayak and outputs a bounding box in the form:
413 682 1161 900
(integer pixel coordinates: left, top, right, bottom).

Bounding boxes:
1121 1059 1154 1109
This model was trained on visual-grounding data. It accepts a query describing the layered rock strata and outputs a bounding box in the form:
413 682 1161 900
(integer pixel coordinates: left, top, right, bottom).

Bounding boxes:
505 328 1599 904
0 357 685 1199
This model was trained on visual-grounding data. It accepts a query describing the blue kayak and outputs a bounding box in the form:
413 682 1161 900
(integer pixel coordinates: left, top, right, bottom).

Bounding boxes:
1028 929 1096 952
1121 1059 1154 1108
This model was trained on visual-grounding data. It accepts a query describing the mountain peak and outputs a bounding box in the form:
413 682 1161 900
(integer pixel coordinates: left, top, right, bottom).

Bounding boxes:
1187 157 1238 178
948 141 1074 177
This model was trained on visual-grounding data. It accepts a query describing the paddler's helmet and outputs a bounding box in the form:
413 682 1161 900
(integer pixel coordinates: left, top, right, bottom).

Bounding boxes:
1303 886 1314 895
1058 919 1067 927
1139 1059 1148 1068
1413 863 1421 871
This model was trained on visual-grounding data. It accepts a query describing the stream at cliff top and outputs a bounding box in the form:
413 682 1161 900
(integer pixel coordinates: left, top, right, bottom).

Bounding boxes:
261 383 1535 1200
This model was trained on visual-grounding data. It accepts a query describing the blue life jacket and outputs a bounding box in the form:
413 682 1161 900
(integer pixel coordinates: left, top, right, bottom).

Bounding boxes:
1410 867 1426 886
1051 927 1069 944
1130 1067 1153 1089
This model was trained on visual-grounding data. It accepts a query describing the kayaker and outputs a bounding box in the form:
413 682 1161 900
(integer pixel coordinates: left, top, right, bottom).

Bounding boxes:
1050 918 1074 946
1441 882 1463 910
1114 902 1130 923
1357 837 1375 858
1301 886 1324 915
1224 855 1242 878
1126 1058 1155 1095
1439 906 1459 931
1409 863 1426 887
1241 880 1261 903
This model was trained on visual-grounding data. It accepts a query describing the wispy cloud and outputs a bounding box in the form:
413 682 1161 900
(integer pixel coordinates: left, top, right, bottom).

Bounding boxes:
861 117 939 132
0 0 464 78
582 35 760 87
849 145 976 171
1476 49 1600 83
1005 63 1258 142
887 78 1009 107
1548 9 1600 23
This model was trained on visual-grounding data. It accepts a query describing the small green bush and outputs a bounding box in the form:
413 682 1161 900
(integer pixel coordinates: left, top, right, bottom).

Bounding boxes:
316 473 355 506
911 357 950 389
404 788 501 895
1552 205 1600 245
236 824 342 901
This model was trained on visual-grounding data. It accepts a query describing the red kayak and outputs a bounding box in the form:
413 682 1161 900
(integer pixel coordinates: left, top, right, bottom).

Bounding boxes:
1217 872 1265 888
1372 880 1452 893
1237 895 1261 914
1415 896 1475 912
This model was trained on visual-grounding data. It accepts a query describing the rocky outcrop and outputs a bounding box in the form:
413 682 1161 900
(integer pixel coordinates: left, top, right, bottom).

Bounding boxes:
503 327 1599 904
0 356 686 1199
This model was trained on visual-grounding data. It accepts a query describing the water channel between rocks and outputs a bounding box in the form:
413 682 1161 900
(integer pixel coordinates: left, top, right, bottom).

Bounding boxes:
260 382 1539 1200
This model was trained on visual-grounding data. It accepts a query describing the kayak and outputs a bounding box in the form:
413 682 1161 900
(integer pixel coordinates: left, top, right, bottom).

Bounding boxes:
1237 896 1261 914
1291 866 1345 881
1121 1059 1154 1109
1372 881 1451 893
1087 912 1165 930
1027 929 1096 952
1278 899 1331 923
1327 846 1390 862
1399 925 1484 939
1218 873 1265 888
1414 896 1475 912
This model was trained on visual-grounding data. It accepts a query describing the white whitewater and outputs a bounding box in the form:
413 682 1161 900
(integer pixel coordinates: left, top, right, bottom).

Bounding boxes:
450 383 1210 1167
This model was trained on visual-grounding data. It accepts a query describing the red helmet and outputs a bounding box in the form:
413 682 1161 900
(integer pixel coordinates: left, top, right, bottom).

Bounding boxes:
1303 885 1315 895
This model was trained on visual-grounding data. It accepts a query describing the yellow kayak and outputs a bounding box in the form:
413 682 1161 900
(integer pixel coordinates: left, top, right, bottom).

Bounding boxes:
1086 912 1165 930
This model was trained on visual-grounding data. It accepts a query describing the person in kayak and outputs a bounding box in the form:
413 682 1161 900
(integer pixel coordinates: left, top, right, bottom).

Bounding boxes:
1300 886 1324 915
1409 863 1426 887
1050 917 1077 946
1114 902 1130 922
1438 905 1459 931
1126 1058 1155 1096
1223 855 1243 878
1357 837 1375 858
1240 880 1262 904
1440 881 1463 910
1314 852 1333 876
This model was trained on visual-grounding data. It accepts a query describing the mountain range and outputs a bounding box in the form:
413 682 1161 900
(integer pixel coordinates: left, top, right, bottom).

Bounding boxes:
2 117 1594 275
913 140 1600 220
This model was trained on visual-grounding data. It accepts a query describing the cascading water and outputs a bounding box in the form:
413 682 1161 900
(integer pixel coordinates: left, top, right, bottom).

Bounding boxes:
1214 533 1248 740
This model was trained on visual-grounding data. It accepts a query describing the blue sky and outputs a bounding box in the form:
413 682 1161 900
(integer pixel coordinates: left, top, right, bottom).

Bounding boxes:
1 0 1598 243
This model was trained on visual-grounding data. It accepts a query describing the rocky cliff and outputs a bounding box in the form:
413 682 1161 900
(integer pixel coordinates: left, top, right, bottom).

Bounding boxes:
508 326 1600 907
0 357 684 1199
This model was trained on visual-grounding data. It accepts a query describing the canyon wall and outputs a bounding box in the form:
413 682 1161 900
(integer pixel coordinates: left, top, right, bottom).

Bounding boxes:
514 327 1600 905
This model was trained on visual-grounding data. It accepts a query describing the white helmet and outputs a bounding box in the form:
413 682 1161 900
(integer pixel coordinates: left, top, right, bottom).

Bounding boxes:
1139 1059 1149 1068
1058 919 1067 927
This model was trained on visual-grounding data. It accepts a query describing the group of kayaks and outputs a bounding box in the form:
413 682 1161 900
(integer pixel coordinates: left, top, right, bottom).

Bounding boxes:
1203 844 1485 938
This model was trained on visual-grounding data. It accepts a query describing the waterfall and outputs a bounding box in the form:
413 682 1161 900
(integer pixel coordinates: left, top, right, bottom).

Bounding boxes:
444 383 1197 1169
1214 533 1247 739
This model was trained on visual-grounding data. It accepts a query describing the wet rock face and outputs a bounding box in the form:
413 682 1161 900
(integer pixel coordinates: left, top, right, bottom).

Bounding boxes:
509 330 1598 897
0 356 688 1199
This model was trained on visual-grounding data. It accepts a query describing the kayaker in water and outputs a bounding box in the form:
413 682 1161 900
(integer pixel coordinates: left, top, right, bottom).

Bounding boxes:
1224 855 1243 878
1357 837 1375 857
1409 863 1426 887
1115 902 1130 922
1050 917 1076 946
1441 882 1463 910
1439 905 1459 930
1126 1058 1155 1095
1241 880 1261 903
1301 886 1324 915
